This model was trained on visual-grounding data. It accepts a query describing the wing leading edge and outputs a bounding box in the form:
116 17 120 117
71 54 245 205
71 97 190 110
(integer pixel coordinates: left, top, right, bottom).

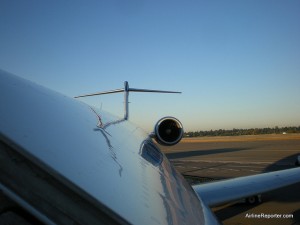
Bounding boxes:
193 167 300 207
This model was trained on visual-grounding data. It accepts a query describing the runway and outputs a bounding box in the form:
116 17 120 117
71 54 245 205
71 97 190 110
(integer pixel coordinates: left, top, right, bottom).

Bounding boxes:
159 134 300 225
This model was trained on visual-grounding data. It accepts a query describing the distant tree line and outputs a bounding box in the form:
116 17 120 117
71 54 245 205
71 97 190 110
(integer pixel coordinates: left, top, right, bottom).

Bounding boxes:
184 126 300 137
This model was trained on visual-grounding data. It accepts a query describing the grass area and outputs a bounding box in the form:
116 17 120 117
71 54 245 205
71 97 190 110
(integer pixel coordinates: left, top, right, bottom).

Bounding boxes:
181 133 300 143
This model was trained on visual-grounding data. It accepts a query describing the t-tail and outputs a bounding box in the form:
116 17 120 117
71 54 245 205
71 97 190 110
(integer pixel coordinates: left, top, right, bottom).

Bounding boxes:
74 81 181 120
75 81 183 146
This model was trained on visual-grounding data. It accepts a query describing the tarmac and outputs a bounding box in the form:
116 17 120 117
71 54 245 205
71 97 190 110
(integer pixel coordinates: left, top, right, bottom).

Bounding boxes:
159 134 300 225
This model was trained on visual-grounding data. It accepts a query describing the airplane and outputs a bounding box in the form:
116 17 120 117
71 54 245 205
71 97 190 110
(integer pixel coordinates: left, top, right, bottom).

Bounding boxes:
0 69 300 225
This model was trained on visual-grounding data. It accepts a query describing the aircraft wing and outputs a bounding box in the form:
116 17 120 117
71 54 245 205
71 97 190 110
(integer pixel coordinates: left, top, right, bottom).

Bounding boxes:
193 167 300 207
0 70 221 225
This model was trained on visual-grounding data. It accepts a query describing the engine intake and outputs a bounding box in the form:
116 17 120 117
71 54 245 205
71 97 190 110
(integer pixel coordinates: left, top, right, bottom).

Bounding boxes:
154 117 183 146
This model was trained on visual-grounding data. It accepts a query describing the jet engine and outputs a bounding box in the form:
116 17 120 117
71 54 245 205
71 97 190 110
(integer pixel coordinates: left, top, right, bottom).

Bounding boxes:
153 117 184 146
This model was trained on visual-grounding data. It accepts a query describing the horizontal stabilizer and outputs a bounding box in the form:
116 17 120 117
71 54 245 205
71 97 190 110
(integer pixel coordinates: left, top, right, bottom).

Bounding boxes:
74 81 181 120
74 81 181 98
74 89 124 98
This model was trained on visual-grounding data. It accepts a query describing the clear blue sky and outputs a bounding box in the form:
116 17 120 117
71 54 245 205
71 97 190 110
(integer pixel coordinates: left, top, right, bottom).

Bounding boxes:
1 1 299 132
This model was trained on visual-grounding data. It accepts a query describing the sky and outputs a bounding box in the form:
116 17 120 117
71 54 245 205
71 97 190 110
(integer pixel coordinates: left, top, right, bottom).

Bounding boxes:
1 0 300 132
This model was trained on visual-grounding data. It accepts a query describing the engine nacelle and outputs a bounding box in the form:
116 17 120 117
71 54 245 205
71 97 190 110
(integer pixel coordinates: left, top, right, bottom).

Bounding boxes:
153 117 183 146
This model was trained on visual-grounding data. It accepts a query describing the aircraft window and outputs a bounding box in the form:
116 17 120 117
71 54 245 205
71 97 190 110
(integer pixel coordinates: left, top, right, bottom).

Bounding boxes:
140 140 163 166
